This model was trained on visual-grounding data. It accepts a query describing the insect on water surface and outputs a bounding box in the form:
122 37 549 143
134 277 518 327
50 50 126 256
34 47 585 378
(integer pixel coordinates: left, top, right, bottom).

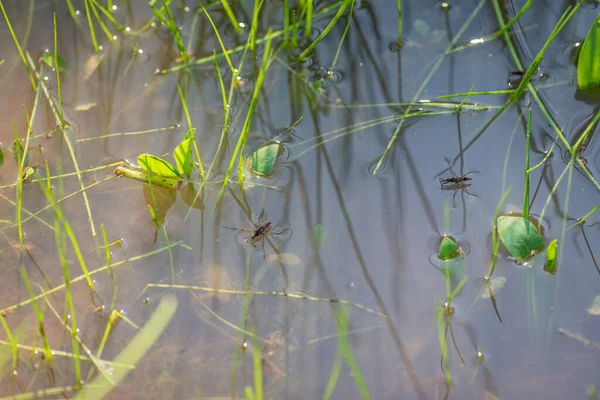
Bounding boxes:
223 210 289 259
439 159 480 207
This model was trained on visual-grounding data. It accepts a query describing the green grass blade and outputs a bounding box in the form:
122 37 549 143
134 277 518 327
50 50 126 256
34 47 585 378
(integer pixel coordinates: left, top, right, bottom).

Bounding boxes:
73 296 178 399
216 29 275 205
201 5 235 72
298 0 350 60
330 0 354 71
523 107 531 219
220 0 241 33
0 0 36 91
83 0 100 51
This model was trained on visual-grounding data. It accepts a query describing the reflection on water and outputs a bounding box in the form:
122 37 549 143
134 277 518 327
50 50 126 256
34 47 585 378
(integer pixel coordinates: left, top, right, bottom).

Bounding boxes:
0 1 599 399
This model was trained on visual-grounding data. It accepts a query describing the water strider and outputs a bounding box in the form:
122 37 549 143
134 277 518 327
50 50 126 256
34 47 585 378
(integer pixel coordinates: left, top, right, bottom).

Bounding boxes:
439 160 480 207
223 209 289 259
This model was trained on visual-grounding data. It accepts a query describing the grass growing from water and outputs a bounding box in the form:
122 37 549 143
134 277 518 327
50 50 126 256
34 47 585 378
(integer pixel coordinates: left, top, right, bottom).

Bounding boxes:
0 1 598 398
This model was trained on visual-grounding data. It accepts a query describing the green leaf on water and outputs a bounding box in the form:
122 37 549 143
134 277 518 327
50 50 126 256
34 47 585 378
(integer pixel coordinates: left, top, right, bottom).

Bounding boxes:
588 295 600 316
497 215 544 261
438 236 460 260
578 14 600 90
545 239 558 275
40 52 67 72
138 154 181 179
313 224 327 247
250 142 282 176
173 137 192 178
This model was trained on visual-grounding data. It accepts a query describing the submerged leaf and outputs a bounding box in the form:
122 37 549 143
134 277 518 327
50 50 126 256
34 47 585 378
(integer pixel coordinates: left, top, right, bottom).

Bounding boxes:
84 53 105 80
173 137 193 178
497 215 544 261
414 20 430 37
40 52 67 72
481 276 506 299
438 256 467 284
266 252 302 266
138 154 181 178
74 102 97 111
545 239 558 275
180 183 204 210
250 142 282 176
588 295 600 316
143 184 176 227
578 14 600 90
313 224 327 247
438 236 460 260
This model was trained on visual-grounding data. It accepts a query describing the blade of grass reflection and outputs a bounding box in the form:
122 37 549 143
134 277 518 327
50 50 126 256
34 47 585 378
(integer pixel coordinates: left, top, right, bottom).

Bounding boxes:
306 108 426 398
372 0 488 175
25 52 101 245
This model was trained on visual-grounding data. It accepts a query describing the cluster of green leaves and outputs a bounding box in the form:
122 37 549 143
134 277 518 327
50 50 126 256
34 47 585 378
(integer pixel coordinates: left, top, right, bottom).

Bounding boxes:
138 132 194 182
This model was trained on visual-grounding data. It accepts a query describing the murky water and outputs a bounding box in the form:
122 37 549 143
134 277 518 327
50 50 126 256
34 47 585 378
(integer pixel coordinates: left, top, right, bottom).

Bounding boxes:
0 1 599 399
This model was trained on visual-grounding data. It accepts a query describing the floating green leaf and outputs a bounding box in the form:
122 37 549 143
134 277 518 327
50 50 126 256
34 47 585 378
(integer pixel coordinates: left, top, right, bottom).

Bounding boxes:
588 295 600 316
173 137 193 178
138 154 181 179
438 236 460 260
497 215 544 261
40 52 67 72
250 142 281 176
578 14 600 90
545 239 558 275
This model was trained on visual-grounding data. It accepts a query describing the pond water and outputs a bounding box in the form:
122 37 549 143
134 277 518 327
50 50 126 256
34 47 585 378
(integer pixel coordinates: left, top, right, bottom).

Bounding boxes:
0 1 599 399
